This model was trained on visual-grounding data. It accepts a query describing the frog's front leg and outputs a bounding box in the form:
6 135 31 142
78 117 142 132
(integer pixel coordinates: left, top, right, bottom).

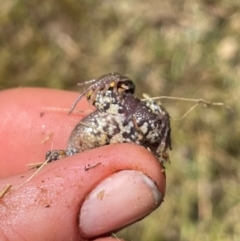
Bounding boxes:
45 149 78 163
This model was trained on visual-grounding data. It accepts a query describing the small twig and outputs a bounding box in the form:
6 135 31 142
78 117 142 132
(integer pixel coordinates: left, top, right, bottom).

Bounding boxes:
27 162 46 169
0 156 51 198
42 107 93 115
41 132 53 144
84 162 101 171
14 158 50 191
173 103 199 121
142 95 233 111
141 95 233 120
0 184 11 198
112 233 121 241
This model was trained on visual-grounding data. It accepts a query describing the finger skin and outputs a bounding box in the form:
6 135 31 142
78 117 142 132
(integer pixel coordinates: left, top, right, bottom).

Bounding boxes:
0 88 166 241
0 88 91 177
0 144 166 241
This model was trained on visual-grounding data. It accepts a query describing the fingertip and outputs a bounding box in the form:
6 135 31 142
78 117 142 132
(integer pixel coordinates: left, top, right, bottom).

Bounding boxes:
0 87 92 177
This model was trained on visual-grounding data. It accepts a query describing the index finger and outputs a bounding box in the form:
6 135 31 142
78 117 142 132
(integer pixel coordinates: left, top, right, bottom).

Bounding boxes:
0 87 91 177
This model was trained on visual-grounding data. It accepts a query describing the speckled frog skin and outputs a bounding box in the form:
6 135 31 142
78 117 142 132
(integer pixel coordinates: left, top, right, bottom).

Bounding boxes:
46 73 172 164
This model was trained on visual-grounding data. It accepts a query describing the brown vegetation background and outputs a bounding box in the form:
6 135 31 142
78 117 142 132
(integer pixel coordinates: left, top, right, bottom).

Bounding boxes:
1 1 239 240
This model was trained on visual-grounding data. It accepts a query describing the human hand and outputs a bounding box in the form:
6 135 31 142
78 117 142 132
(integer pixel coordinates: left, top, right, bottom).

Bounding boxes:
0 88 166 241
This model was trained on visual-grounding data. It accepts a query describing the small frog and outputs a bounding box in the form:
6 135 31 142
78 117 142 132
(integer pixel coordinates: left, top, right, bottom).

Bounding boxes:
46 74 171 164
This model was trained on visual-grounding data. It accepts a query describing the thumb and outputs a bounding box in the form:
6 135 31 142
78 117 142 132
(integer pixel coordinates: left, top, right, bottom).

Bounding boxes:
0 143 166 241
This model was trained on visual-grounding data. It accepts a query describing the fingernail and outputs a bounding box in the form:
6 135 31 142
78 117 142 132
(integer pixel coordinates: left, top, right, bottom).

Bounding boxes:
79 170 163 238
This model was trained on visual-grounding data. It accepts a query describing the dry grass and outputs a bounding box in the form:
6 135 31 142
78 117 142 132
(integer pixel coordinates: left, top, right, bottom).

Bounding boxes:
1 0 239 240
